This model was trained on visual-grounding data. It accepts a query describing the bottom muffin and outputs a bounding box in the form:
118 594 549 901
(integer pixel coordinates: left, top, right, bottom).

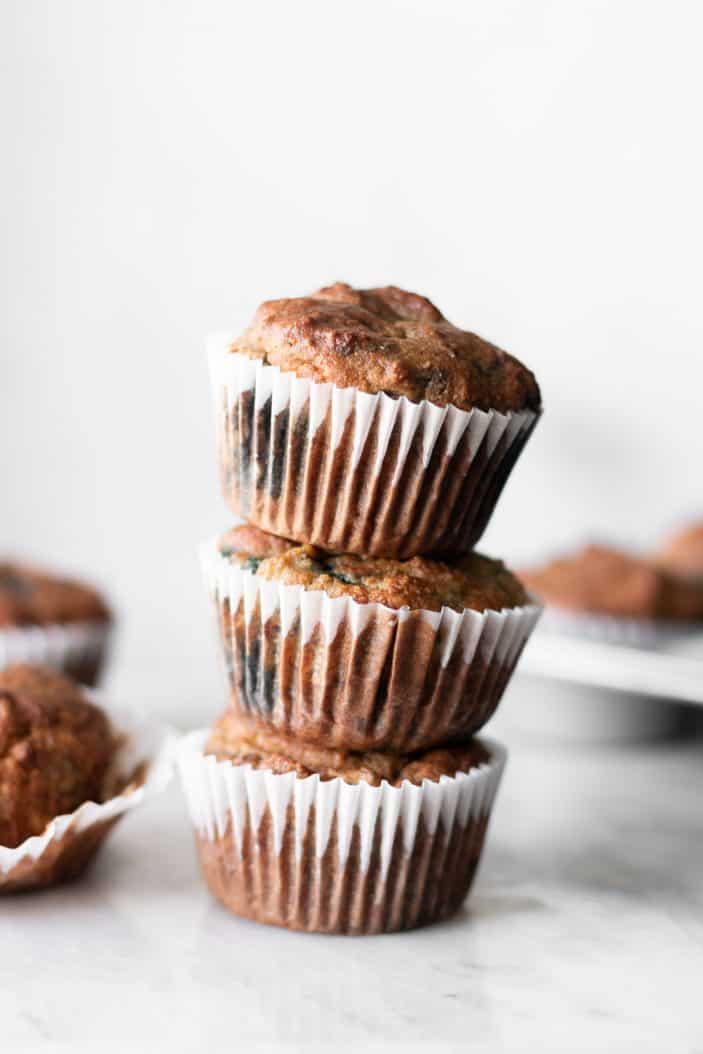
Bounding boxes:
178 712 506 935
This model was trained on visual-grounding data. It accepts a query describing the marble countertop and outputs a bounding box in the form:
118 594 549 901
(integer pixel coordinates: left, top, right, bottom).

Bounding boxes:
2 680 702 1054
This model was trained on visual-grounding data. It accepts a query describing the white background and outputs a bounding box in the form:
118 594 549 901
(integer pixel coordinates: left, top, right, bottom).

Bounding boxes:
2 0 702 716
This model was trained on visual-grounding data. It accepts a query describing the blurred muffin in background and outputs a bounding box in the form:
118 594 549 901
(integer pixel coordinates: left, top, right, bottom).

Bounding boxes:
654 521 703 580
518 544 703 646
0 561 112 685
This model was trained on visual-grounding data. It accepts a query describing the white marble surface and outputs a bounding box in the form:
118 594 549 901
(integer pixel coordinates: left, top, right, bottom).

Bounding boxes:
2 682 703 1054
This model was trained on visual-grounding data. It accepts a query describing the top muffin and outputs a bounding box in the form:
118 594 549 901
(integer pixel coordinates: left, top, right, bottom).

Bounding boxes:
519 544 703 621
231 282 541 414
0 561 110 629
218 524 528 614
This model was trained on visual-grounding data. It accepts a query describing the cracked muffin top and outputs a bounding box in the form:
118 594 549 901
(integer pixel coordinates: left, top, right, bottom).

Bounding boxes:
218 524 529 613
0 665 114 848
229 282 541 414
654 521 703 579
0 561 110 629
519 544 703 621
206 710 491 787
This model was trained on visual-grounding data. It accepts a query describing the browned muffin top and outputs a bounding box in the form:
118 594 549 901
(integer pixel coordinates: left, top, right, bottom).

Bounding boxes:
519 544 703 621
0 561 110 629
206 711 491 787
218 525 528 613
654 521 703 579
231 282 541 414
0 665 114 848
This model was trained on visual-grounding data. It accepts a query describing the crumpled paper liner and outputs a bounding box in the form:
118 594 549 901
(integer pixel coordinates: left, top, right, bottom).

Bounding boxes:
178 729 506 935
0 698 175 893
0 620 111 686
209 340 540 559
202 539 541 751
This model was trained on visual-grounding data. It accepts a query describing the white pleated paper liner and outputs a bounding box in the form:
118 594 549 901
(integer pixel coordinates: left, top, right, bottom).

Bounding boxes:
209 338 540 558
0 620 111 686
178 729 507 935
202 539 542 751
0 696 176 892
537 607 699 651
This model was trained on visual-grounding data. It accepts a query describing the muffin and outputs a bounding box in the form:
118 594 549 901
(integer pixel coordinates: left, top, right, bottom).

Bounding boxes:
0 560 112 685
210 282 542 558
519 544 703 645
206 708 493 784
0 664 173 892
654 521 703 579
0 664 114 849
178 711 507 934
203 525 541 752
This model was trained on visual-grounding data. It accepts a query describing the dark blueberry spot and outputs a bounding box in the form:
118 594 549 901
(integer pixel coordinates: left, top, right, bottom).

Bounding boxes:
241 557 261 573
269 407 290 500
259 665 276 716
244 634 261 703
289 411 309 494
255 396 272 489
0 570 31 594
327 569 360 586
315 558 360 586
238 390 255 483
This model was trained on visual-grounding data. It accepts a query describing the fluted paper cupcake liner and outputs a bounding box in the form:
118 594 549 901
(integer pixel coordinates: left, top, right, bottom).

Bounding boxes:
0 620 111 686
178 729 506 935
0 696 175 892
202 540 541 752
209 339 540 558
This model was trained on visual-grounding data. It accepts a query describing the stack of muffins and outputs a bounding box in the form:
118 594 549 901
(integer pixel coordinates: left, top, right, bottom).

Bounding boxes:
179 283 543 934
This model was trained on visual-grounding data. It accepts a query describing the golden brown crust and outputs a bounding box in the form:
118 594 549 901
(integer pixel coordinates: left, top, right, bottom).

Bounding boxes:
206 710 491 787
218 528 527 614
654 522 703 579
0 562 110 629
232 282 541 414
519 544 703 621
0 665 114 848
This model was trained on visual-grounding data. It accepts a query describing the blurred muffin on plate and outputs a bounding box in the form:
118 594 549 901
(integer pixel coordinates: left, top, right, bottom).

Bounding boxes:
518 543 703 646
654 520 703 580
0 560 112 685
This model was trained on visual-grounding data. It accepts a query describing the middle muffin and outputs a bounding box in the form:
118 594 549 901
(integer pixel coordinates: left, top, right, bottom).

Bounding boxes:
202 525 541 752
